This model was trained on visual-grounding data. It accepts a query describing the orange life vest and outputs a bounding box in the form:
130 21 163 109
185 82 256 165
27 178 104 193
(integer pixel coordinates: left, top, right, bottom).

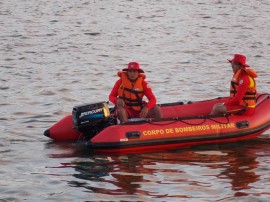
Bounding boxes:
117 71 145 111
230 68 257 108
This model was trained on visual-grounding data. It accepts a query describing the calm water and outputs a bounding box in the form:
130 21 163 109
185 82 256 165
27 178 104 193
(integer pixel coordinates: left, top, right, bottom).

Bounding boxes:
1 0 270 201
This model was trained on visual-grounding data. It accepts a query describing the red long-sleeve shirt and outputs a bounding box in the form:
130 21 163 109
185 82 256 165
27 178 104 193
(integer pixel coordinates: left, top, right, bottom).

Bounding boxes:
225 73 250 106
109 78 157 110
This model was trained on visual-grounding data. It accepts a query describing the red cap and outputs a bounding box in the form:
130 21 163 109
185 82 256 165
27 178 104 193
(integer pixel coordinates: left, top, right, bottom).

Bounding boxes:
122 62 144 73
228 54 250 67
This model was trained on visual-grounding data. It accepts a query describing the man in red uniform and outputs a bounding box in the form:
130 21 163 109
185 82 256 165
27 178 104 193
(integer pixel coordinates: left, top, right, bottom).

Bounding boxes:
109 62 162 123
211 54 258 116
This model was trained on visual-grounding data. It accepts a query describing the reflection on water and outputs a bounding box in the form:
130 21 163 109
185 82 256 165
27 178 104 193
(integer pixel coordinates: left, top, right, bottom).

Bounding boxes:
43 137 270 201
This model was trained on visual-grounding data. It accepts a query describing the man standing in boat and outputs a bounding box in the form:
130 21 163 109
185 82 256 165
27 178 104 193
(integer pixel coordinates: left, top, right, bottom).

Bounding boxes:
211 54 258 116
109 62 162 123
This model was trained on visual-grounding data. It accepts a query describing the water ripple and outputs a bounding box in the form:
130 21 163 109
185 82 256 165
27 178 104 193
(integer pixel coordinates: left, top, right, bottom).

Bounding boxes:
1 0 270 201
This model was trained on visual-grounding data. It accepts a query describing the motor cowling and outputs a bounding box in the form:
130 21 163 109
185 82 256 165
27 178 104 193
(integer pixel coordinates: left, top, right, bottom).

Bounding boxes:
72 102 110 132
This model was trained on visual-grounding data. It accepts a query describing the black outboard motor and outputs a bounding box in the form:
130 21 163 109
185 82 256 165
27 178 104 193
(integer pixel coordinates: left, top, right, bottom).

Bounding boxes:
72 102 115 139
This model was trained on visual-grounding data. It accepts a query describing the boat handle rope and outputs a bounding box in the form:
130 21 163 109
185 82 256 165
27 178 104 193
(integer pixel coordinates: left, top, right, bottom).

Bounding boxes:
146 115 230 126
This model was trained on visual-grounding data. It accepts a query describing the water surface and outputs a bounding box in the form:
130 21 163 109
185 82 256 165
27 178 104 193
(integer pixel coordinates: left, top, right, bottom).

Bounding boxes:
1 0 270 201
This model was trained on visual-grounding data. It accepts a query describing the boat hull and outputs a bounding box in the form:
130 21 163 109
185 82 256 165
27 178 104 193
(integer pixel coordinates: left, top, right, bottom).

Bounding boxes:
44 94 270 152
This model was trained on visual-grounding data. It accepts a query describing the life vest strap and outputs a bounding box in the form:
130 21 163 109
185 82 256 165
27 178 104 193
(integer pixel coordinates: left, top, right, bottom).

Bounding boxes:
123 88 144 95
245 91 256 95
119 96 143 108
242 97 256 100
123 88 143 109
119 96 141 103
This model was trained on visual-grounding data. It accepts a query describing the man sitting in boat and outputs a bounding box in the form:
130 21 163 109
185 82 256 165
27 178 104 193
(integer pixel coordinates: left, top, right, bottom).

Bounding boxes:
109 62 162 123
211 54 258 116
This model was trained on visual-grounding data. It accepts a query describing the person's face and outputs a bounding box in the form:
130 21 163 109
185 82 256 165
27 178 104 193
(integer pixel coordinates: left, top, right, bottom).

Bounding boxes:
231 62 242 73
127 70 139 81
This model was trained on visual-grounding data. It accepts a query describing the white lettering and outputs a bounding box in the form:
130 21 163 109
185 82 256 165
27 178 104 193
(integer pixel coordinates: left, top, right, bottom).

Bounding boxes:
79 108 103 118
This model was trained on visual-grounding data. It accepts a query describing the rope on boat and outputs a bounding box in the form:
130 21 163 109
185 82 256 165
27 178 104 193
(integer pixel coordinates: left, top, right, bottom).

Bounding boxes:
123 114 231 127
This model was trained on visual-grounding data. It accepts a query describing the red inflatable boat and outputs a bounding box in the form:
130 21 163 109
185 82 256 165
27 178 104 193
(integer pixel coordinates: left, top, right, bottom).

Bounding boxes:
44 93 270 152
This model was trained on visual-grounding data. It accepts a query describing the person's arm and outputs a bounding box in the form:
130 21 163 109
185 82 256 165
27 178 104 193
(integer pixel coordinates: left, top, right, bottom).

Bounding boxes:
109 79 122 105
142 81 157 110
225 74 250 106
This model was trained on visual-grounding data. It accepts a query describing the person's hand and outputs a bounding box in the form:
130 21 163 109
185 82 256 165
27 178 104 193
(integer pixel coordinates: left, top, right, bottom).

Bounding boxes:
117 98 125 108
140 107 149 118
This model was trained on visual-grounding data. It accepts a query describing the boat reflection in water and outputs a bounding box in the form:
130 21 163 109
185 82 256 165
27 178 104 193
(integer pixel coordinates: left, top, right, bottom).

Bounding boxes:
46 136 270 200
